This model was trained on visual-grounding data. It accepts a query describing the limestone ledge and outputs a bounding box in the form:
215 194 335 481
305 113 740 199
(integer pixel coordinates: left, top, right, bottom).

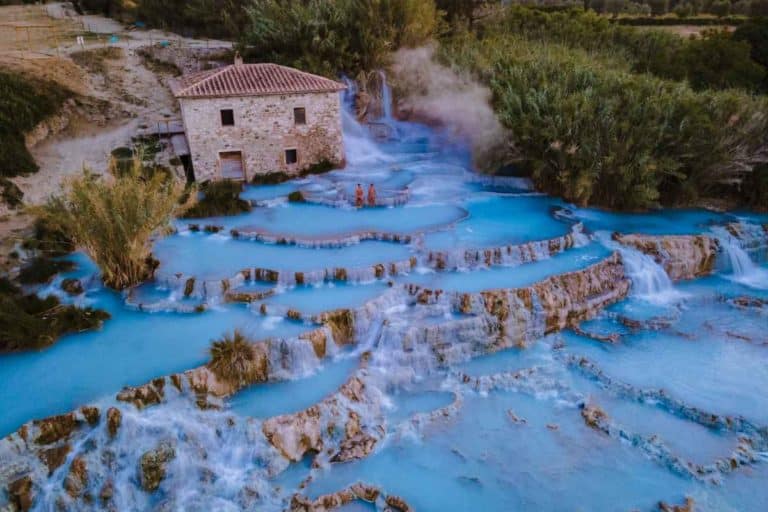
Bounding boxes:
4 252 628 452
289 482 413 512
613 233 719 281
230 227 416 248
261 363 384 465
423 223 585 271
151 225 586 305
567 354 768 481
405 252 630 345
0 253 646 509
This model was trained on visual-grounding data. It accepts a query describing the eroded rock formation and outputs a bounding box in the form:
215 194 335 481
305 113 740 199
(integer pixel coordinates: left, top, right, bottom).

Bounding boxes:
139 441 175 492
613 233 718 280
289 481 413 512
261 373 383 464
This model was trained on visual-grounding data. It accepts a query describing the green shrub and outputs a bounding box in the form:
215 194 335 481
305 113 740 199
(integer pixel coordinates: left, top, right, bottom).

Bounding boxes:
181 179 252 218
0 178 23 209
18 257 75 285
111 147 133 160
207 330 263 385
441 29 768 209
251 172 291 185
496 7 766 93
745 163 768 211
0 278 109 353
303 159 336 175
22 217 75 257
240 0 439 76
287 190 305 202
41 156 182 290
0 70 72 177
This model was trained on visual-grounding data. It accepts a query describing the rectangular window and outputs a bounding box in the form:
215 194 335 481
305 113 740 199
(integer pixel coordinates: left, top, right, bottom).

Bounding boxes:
220 109 234 126
285 149 298 165
293 107 306 125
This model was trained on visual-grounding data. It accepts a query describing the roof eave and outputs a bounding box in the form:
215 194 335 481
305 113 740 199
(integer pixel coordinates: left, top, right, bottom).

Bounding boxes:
175 86 347 100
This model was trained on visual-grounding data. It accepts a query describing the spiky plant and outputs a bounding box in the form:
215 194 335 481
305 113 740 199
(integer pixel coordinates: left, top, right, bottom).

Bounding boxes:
207 330 261 385
40 155 182 290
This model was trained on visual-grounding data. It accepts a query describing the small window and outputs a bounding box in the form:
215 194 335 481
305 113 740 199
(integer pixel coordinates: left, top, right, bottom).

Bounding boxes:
220 109 234 126
285 149 298 165
294 107 306 125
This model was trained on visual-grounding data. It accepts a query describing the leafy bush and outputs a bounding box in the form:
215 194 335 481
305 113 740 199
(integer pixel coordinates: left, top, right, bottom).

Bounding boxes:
240 0 439 76
181 179 251 218
745 163 768 210
0 278 109 353
0 70 71 177
287 190 305 202
441 29 768 209
22 217 75 257
734 17 768 89
0 178 23 209
18 257 75 285
208 330 263 385
76 0 249 38
41 156 182 290
497 7 766 93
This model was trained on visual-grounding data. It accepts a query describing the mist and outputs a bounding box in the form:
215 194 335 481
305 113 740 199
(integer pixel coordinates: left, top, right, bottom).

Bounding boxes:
390 45 516 171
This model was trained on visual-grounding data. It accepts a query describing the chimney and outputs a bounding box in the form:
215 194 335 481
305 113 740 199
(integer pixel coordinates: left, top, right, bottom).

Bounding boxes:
234 51 243 66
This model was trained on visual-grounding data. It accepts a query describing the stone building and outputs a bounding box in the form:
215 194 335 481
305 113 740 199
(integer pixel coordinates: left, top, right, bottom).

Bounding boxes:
173 56 346 182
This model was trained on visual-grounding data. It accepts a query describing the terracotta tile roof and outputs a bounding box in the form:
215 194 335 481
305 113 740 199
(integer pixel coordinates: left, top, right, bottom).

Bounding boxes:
173 63 346 99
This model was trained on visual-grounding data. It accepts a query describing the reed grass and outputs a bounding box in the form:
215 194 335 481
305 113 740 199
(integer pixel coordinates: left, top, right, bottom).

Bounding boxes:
40 155 182 290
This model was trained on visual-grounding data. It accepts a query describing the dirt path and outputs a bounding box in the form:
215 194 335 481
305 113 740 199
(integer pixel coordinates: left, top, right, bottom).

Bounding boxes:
19 46 178 205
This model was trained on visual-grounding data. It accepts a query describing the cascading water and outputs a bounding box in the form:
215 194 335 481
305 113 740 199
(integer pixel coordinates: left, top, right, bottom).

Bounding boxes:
4 72 768 512
340 76 393 166
711 224 768 290
378 70 400 139
596 231 686 305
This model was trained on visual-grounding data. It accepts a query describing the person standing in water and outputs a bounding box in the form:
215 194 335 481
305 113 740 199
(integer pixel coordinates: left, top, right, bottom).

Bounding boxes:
367 183 377 207
355 183 364 208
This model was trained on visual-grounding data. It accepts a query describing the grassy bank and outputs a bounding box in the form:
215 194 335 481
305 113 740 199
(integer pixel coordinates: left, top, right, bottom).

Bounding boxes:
0 69 72 178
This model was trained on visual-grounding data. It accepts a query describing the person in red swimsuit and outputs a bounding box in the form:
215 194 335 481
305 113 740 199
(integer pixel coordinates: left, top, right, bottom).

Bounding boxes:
355 183 364 208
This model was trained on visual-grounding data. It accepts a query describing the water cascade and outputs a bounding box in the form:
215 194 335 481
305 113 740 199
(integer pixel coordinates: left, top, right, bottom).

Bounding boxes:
2 74 768 512
597 232 685 305
711 223 768 290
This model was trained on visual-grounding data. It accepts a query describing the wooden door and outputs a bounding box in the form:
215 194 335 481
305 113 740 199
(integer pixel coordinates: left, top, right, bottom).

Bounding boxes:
219 151 245 180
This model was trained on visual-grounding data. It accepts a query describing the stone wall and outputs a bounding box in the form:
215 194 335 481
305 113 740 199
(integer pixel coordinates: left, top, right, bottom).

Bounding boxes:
179 91 344 182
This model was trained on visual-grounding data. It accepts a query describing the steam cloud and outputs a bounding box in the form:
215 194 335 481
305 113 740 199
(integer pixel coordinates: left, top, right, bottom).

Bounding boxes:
390 45 515 171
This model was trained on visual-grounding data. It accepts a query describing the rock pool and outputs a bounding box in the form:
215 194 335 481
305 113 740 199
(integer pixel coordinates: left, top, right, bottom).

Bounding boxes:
2 89 768 512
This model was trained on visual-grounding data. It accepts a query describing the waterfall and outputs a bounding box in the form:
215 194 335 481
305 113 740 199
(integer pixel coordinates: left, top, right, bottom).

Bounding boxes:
340 101 392 166
596 232 685 305
380 70 394 122
711 225 768 290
